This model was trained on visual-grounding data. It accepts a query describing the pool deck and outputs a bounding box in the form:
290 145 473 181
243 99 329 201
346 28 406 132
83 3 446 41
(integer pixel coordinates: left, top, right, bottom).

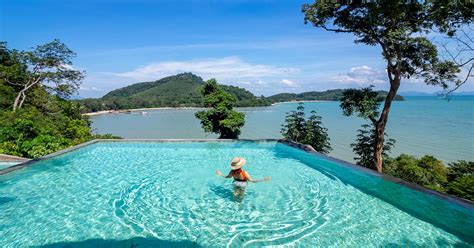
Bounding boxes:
0 138 472 210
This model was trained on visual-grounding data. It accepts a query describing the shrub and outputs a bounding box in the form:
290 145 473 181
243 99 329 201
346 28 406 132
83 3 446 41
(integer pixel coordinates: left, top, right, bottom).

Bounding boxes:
351 124 395 170
195 79 245 139
281 103 331 154
384 154 447 192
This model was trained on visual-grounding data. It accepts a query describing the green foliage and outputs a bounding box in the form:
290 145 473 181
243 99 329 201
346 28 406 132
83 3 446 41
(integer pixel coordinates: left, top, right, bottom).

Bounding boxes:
281 103 331 154
302 1 469 88
446 176 474 201
447 160 474 181
384 156 474 200
446 161 474 201
0 40 85 111
93 133 122 139
384 155 448 192
303 1 471 172
0 41 118 159
195 79 245 139
78 73 270 112
340 86 384 121
267 89 403 103
351 124 395 170
77 73 405 113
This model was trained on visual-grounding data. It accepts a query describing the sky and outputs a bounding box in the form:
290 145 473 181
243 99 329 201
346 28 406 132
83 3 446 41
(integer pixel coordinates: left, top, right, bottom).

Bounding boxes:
1 0 472 98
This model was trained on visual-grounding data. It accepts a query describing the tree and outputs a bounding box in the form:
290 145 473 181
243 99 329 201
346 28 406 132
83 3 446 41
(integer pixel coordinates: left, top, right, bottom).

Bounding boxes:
0 39 84 111
303 0 473 172
281 103 331 154
384 154 448 192
0 40 119 159
340 86 395 169
195 79 245 139
446 160 474 201
351 124 395 170
438 25 474 97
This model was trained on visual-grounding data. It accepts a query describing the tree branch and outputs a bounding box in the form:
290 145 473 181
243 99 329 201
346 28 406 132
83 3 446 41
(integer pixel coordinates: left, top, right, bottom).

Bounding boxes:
445 63 474 97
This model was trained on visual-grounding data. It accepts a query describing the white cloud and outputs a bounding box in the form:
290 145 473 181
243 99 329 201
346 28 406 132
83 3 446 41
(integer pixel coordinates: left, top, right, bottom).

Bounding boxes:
331 65 386 85
111 57 299 82
80 86 102 91
281 79 296 86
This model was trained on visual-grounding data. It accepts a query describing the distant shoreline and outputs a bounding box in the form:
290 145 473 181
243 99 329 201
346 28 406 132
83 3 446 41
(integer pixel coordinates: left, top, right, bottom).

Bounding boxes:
83 107 205 116
83 100 334 116
270 100 333 105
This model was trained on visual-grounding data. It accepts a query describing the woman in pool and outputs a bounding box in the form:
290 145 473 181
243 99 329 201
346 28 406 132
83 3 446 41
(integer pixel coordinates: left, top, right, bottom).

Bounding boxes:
216 157 270 202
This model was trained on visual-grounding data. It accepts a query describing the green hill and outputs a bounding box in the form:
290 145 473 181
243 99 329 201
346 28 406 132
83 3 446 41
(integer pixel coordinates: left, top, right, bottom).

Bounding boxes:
267 89 405 102
79 73 269 112
78 73 404 113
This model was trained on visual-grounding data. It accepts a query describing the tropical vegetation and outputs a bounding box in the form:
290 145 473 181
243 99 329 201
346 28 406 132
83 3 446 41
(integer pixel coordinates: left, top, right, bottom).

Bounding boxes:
384 156 473 201
303 0 473 172
0 40 118 159
351 124 395 171
78 73 404 113
195 79 245 139
268 89 404 103
78 73 270 112
281 103 331 154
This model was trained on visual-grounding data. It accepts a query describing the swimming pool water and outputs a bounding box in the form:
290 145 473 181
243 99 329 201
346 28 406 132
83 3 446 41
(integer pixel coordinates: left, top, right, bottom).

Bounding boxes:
0 141 472 247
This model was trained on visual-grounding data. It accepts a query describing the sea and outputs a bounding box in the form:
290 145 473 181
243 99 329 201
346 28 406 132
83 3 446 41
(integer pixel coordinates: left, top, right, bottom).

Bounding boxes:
89 96 474 163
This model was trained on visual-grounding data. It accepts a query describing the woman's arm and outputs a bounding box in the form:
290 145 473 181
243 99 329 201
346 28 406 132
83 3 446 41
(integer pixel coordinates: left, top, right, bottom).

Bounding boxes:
216 170 233 178
246 172 270 183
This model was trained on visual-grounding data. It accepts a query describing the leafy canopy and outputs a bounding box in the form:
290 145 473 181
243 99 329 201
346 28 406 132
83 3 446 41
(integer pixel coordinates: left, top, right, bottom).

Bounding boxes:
195 79 245 139
0 39 84 111
281 103 332 154
302 0 470 90
351 123 395 170
340 86 383 123
0 41 118 158
385 154 448 192
446 160 474 201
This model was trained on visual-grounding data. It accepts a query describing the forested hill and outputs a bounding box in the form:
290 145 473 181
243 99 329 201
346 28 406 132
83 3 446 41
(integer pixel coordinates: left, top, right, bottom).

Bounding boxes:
79 73 269 112
267 89 405 102
78 73 404 113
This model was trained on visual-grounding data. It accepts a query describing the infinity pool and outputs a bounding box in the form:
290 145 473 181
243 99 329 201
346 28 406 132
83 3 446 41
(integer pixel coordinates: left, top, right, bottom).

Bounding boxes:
0 141 472 247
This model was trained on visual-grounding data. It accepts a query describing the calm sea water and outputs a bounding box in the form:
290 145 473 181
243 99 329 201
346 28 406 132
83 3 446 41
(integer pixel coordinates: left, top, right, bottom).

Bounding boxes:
90 96 474 163
1 141 472 246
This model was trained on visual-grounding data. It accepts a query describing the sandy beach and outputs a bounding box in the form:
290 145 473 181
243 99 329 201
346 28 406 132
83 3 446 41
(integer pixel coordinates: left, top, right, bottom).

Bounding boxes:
82 107 205 116
83 101 335 116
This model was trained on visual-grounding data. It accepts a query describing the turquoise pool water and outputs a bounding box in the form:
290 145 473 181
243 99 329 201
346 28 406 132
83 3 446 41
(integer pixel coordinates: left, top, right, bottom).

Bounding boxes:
0 141 472 247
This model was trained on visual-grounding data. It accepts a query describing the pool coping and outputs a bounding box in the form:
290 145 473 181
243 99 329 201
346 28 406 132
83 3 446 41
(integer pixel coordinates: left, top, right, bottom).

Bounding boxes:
0 138 472 210
0 153 30 162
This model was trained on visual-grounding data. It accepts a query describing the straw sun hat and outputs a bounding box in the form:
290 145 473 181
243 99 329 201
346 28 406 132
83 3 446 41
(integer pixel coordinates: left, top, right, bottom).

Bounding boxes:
230 157 246 170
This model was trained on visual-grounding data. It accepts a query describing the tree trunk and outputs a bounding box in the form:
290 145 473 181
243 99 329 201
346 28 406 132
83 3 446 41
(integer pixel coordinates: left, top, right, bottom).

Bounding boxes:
18 91 27 109
374 76 401 173
374 121 385 173
13 91 23 111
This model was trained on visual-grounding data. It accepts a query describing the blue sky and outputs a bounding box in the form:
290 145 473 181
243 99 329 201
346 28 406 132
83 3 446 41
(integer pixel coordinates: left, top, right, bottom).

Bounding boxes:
1 0 472 97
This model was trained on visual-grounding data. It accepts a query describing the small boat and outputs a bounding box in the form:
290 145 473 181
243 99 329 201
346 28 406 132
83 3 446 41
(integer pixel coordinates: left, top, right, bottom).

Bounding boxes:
141 111 148 115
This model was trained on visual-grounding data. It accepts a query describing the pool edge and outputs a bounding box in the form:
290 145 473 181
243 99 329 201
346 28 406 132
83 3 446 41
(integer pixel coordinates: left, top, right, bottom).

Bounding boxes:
278 139 474 210
0 139 100 175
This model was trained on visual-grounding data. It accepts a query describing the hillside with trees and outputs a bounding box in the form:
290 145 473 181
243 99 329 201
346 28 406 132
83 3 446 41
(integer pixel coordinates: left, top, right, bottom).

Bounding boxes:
267 89 404 103
0 40 118 159
79 73 404 113
79 73 269 112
